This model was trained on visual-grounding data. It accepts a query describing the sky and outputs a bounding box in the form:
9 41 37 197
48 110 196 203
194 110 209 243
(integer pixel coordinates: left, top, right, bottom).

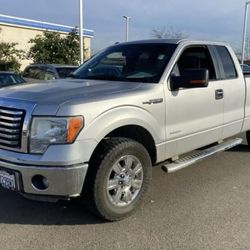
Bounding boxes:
0 0 248 53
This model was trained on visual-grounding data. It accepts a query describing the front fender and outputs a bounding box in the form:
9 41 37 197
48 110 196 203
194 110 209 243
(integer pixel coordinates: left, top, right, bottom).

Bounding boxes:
79 105 165 144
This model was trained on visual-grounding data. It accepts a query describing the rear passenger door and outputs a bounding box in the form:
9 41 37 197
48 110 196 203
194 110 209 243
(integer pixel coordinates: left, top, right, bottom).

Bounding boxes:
212 45 245 138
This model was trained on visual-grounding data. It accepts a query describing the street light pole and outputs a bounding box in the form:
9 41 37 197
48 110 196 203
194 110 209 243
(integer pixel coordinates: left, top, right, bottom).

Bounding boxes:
241 1 250 64
123 16 131 42
79 0 84 64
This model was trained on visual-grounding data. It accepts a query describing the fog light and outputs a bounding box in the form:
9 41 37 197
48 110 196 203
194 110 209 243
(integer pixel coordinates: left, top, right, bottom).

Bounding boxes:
31 175 49 191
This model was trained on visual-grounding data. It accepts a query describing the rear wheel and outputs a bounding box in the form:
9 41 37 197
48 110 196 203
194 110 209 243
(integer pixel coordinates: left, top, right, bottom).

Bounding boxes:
83 138 152 221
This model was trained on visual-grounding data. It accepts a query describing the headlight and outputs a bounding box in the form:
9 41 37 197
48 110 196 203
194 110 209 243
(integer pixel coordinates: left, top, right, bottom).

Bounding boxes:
30 116 84 154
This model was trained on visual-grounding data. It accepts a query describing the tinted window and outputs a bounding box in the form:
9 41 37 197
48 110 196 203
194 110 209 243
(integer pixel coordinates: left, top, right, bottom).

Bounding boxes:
0 74 15 84
73 43 177 83
215 46 237 79
23 66 58 80
173 46 216 80
44 71 56 80
243 65 249 71
0 73 25 86
56 67 78 78
23 67 45 80
12 74 25 83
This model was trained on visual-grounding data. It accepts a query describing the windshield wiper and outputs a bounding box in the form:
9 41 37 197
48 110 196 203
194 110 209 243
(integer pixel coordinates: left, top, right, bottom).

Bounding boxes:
83 75 121 81
67 74 120 81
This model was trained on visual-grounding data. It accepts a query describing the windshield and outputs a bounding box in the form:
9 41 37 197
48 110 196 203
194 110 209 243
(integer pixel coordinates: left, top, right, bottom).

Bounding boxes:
73 43 177 83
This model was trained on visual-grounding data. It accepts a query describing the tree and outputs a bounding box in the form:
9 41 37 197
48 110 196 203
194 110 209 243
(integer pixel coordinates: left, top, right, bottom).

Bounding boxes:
0 29 25 72
151 26 189 39
27 29 82 65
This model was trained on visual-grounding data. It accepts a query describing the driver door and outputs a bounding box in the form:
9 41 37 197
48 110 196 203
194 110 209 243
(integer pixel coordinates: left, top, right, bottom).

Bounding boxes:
164 45 224 157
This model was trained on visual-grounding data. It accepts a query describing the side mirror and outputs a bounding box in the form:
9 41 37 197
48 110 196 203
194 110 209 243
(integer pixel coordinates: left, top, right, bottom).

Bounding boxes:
170 68 209 90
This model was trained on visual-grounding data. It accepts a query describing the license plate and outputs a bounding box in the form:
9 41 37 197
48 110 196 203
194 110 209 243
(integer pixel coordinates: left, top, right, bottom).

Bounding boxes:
0 170 16 191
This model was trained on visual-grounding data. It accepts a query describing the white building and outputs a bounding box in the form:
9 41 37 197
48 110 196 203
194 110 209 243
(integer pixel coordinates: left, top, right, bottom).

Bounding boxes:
0 14 94 70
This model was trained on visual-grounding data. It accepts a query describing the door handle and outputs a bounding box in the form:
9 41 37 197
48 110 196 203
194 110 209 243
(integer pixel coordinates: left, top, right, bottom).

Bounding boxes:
215 89 224 100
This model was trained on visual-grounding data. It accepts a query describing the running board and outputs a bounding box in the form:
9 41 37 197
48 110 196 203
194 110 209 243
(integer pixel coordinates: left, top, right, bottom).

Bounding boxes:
162 138 242 174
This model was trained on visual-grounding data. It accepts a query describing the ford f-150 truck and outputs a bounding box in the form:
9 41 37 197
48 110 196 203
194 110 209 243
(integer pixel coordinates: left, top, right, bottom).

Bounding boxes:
0 39 249 221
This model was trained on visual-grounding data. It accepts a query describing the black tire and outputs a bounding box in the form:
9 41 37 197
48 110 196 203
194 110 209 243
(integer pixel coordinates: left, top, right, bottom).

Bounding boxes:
82 137 152 221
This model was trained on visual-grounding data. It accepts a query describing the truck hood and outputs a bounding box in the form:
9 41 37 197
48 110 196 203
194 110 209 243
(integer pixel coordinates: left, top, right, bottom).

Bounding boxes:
0 79 143 115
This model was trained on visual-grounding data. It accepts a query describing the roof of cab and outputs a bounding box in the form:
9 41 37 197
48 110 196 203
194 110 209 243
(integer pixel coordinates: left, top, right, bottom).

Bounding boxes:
114 39 183 45
113 39 229 47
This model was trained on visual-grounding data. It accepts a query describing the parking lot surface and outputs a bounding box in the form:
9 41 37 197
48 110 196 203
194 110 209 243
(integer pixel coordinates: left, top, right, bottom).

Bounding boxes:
0 136 249 250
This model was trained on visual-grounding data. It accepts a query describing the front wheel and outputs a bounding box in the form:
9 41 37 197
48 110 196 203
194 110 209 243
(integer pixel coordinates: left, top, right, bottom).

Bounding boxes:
83 138 152 221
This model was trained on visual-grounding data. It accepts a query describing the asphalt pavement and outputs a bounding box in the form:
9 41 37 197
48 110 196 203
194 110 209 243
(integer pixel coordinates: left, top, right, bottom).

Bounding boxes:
0 136 249 250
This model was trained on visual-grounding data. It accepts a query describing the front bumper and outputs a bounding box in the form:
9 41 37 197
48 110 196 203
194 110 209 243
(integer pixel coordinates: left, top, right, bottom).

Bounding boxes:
0 157 88 198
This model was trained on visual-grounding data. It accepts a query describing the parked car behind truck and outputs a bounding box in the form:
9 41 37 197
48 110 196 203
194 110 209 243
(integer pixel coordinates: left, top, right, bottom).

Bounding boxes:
241 64 250 75
23 64 78 81
0 39 249 221
0 71 26 87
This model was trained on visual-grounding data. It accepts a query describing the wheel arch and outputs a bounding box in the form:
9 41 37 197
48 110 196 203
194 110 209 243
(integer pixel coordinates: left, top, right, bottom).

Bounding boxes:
80 106 164 164
106 125 157 164
90 125 157 165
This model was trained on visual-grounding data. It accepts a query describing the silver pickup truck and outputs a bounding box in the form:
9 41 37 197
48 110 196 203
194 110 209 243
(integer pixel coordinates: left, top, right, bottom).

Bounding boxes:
0 39 249 221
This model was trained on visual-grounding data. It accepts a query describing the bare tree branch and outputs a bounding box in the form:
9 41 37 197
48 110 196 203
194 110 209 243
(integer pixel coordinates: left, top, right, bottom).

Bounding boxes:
151 26 189 39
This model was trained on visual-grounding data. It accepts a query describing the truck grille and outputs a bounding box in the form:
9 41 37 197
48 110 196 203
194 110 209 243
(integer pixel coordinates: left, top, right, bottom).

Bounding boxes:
0 107 25 149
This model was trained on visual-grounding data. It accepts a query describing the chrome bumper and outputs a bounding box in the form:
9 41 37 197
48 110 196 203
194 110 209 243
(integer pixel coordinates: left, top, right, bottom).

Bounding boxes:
0 157 88 198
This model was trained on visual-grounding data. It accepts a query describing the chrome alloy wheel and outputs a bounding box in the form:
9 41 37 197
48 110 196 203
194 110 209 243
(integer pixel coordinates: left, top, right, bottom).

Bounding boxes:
106 155 144 207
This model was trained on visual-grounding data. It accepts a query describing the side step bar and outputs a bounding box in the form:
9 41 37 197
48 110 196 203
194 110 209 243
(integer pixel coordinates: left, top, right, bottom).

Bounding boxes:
162 138 242 174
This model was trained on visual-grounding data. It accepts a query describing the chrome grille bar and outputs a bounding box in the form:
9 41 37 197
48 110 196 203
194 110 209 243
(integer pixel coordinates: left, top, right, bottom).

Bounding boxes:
0 138 19 146
0 127 20 134
0 107 25 149
0 115 22 122
0 133 20 139
0 121 22 128
0 109 23 115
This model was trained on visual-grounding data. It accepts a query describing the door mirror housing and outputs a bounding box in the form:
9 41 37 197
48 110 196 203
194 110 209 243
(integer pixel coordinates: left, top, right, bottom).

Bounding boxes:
170 68 209 90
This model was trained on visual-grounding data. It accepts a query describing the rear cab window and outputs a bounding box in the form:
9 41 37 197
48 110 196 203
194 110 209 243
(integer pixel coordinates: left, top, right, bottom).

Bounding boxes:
214 46 237 79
